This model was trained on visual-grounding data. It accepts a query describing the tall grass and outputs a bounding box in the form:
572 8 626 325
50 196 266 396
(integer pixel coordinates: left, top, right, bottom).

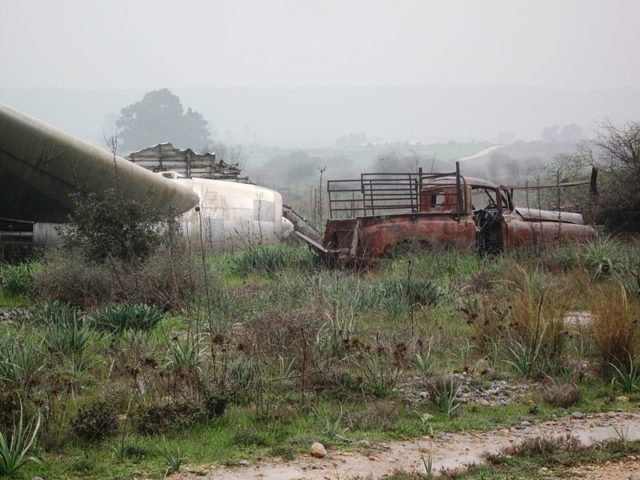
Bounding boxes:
231 244 314 276
588 284 639 368
0 262 37 296
0 331 43 390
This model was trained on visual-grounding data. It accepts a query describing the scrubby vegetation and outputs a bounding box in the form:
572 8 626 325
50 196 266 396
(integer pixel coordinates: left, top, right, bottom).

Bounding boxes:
3 145 640 478
1 236 640 478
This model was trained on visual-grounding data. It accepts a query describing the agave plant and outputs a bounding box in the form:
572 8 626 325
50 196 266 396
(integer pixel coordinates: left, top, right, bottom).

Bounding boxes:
90 303 164 334
430 375 462 417
157 436 186 475
610 352 640 394
41 302 93 358
0 406 42 475
0 332 43 390
165 335 206 373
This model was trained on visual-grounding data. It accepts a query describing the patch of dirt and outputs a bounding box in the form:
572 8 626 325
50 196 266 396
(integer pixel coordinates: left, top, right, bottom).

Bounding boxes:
178 410 640 480
565 457 640 480
400 373 532 406
0 307 30 324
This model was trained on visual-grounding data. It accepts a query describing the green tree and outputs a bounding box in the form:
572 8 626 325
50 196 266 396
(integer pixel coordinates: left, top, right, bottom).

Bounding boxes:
61 189 176 262
116 89 211 152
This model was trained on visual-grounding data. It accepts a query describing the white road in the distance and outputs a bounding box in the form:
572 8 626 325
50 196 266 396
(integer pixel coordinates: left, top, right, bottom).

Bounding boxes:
458 144 504 162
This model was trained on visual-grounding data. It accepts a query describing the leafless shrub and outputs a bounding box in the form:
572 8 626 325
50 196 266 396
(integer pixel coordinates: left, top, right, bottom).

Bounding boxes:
542 382 582 408
344 400 399 431
494 434 581 460
34 245 201 309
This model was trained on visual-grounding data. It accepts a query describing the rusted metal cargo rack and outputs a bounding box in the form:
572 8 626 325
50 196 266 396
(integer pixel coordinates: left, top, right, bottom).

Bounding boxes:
298 162 595 266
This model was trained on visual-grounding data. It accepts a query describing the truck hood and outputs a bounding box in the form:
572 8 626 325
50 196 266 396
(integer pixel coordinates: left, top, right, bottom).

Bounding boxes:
515 207 584 225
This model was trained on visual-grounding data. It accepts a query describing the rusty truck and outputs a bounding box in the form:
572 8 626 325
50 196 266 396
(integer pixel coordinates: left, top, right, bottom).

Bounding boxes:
291 163 596 265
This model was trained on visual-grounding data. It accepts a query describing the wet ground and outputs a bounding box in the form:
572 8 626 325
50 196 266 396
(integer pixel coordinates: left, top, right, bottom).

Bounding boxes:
177 410 640 479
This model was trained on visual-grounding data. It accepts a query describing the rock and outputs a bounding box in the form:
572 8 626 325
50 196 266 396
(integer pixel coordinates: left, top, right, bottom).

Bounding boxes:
571 411 585 419
238 460 251 467
629 473 640 480
310 442 327 458
357 440 371 448
32 477 45 480
420 413 434 422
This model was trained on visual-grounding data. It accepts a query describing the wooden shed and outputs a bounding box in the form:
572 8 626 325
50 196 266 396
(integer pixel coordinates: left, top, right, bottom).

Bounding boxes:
126 143 247 181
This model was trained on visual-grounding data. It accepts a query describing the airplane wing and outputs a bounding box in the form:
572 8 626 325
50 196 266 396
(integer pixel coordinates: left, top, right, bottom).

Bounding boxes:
0 103 199 223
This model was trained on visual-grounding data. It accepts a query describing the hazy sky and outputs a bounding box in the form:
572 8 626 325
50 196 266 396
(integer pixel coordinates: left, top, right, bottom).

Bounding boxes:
2 0 640 90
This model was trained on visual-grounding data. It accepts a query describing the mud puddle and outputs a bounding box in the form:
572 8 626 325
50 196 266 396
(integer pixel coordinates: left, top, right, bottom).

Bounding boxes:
178 410 640 479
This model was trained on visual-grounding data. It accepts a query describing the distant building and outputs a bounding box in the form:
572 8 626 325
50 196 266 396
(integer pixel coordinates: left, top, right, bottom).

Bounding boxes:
126 142 248 182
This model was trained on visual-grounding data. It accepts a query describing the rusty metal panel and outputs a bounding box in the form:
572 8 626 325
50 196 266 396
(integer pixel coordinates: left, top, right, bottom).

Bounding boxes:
502 212 595 250
323 214 475 260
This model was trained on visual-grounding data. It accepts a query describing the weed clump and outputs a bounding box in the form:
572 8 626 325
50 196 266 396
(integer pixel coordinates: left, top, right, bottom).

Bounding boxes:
35 301 93 358
231 244 313 276
133 398 205 435
0 331 43 391
90 303 164 333
497 434 581 459
0 388 20 430
588 284 639 377
345 401 399 431
0 262 37 296
427 375 462 416
35 246 200 309
230 427 270 447
203 393 229 419
542 382 582 408
72 399 118 443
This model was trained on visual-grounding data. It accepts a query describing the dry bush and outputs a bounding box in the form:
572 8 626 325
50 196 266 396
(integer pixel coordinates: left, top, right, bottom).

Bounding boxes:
133 398 205 435
465 269 497 295
542 382 582 408
34 248 113 308
306 367 362 398
34 245 202 309
0 385 20 430
588 283 640 367
241 308 324 390
71 399 118 442
344 400 399 431
114 245 201 309
497 434 581 459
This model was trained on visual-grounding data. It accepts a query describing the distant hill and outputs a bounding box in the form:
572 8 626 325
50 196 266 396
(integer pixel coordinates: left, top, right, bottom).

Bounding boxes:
1 86 638 150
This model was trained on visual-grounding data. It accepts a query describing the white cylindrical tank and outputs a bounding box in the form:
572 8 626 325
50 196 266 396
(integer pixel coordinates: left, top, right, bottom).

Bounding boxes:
167 175 289 250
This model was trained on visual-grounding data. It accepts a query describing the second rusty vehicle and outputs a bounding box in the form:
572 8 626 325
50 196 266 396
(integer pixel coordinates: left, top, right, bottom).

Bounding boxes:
294 163 595 265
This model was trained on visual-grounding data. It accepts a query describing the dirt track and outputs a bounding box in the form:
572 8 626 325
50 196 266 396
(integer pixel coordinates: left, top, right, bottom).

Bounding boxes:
177 410 640 479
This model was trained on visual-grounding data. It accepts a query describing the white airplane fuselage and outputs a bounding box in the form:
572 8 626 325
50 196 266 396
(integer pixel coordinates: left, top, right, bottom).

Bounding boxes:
31 172 294 250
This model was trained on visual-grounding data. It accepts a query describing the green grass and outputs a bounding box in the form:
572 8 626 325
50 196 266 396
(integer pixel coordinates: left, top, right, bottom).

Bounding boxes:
13 395 637 479
2 239 640 479
0 289 32 308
